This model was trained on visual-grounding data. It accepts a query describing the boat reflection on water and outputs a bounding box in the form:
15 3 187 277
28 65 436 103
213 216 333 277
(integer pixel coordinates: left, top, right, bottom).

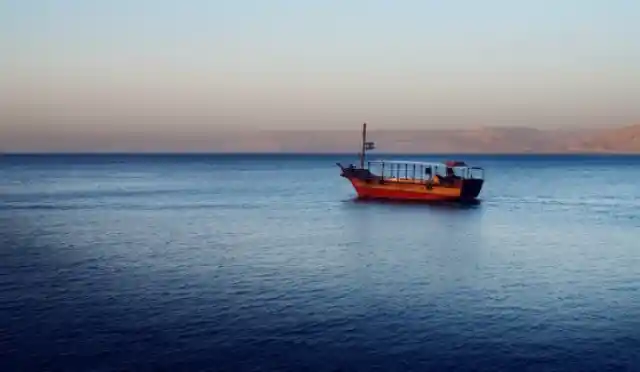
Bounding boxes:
348 196 482 209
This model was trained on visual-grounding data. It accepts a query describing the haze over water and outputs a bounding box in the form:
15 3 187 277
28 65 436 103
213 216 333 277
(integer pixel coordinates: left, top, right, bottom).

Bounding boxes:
2 154 639 371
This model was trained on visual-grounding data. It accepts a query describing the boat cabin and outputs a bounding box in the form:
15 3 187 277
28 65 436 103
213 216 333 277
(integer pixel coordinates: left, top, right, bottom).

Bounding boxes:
365 159 484 183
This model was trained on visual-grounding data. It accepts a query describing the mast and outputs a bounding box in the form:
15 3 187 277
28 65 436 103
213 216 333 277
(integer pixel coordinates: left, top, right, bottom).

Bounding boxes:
359 122 375 168
360 122 367 168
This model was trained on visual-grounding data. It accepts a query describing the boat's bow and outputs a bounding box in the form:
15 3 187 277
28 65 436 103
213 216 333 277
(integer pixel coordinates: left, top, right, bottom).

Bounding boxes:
337 163 379 181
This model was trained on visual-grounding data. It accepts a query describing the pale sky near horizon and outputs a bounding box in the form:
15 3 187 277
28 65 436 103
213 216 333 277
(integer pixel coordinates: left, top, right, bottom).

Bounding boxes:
2 0 640 150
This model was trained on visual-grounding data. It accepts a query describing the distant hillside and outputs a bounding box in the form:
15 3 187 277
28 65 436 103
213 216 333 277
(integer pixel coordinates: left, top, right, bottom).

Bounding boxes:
564 124 640 153
2 123 639 153
202 124 640 154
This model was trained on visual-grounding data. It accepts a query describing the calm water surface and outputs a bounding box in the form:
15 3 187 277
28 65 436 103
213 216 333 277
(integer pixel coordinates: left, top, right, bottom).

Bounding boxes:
1 154 639 371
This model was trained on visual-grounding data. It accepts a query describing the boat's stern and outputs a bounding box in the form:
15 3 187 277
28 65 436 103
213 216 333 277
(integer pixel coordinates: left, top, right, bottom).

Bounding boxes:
460 178 484 200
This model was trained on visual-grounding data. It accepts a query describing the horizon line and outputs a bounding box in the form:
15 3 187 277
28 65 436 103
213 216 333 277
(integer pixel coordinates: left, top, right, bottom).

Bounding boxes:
3 151 639 156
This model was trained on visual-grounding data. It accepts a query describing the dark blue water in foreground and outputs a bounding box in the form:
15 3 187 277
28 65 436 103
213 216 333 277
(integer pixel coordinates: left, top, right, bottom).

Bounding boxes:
1 154 640 371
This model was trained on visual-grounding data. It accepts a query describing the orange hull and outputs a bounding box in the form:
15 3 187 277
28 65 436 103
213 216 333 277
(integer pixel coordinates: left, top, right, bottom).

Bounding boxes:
346 178 476 202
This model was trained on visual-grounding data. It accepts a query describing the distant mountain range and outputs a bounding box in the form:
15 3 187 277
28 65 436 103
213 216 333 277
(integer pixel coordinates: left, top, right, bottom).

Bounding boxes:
206 123 640 154
2 123 639 153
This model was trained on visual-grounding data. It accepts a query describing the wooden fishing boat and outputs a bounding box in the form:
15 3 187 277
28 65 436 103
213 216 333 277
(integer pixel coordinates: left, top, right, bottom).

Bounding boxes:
337 123 485 202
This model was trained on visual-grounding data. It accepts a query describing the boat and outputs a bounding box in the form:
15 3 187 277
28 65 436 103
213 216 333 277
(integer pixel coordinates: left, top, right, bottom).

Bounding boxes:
336 123 485 202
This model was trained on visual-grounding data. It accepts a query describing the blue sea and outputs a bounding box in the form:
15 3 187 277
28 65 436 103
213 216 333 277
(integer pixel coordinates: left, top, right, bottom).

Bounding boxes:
1 154 639 371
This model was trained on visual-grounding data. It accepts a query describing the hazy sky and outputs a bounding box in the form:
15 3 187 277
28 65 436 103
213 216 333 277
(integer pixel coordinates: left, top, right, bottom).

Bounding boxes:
2 0 640 150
